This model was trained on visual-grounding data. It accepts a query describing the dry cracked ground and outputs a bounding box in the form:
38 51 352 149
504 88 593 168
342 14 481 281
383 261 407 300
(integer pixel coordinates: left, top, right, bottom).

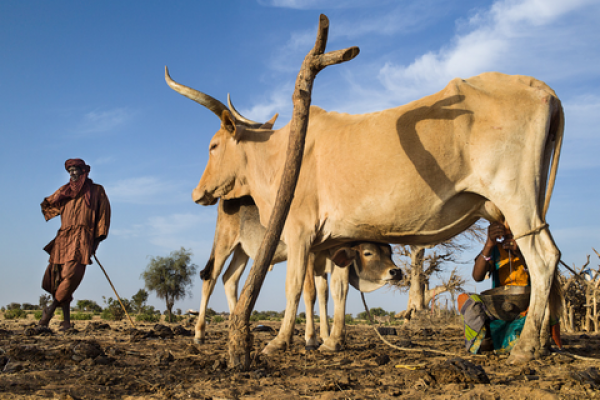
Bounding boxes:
1 313 600 399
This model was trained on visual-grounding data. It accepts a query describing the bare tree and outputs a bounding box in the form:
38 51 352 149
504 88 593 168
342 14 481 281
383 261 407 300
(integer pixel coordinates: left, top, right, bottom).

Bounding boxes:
393 220 485 321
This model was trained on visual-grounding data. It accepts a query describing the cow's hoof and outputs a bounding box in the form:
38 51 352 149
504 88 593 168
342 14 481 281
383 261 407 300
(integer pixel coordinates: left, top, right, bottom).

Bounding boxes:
506 350 534 365
193 337 205 344
262 340 286 355
305 344 320 351
319 339 343 352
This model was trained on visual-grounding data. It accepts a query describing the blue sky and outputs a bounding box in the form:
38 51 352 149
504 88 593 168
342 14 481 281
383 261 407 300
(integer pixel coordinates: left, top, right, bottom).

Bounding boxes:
1 0 599 317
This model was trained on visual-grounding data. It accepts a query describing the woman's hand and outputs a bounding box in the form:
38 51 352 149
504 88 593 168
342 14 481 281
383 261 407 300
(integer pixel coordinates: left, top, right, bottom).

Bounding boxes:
487 222 506 244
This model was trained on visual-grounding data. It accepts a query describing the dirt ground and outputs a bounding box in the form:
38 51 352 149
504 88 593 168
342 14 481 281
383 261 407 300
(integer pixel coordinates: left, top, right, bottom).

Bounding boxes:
1 313 600 400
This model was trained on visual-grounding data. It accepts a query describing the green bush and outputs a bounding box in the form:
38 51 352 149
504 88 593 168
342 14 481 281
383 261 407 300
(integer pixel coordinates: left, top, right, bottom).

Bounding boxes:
101 297 132 321
135 313 161 323
101 308 118 321
213 315 225 323
4 308 27 319
165 314 185 323
34 310 43 320
71 312 92 321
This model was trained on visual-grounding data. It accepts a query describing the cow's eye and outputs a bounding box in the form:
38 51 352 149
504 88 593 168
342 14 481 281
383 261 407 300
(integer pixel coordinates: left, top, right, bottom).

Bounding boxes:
363 251 373 257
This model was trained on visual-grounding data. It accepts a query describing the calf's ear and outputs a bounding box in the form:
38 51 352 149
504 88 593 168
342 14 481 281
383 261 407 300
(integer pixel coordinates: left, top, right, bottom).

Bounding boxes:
331 247 356 268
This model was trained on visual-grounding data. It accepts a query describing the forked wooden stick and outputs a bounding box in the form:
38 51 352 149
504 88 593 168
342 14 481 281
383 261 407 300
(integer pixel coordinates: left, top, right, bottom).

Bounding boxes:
228 14 359 370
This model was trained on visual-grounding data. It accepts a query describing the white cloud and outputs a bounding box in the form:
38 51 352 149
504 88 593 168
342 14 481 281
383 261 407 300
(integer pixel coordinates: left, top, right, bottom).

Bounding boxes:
236 85 292 127
75 107 135 135
112 211 217 253
563 95 600 140
269 29 316 73
105 176 189 205
355 0 599 106
258 0 394 10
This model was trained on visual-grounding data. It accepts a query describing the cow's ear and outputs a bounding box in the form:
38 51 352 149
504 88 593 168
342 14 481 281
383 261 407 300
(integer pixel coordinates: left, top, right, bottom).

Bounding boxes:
220 110 237 136
331 247 356 268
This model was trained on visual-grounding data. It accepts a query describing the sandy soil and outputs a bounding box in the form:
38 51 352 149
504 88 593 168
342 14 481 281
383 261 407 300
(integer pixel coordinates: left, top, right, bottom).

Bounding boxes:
1 313 599 399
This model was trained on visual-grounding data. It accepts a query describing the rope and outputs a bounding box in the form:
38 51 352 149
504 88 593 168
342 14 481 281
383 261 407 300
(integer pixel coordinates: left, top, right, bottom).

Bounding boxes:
360 289 484 357
512 223 548 240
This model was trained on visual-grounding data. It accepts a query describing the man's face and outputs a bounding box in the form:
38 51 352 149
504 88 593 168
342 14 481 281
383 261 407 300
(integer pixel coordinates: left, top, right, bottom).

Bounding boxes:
68 166 83 182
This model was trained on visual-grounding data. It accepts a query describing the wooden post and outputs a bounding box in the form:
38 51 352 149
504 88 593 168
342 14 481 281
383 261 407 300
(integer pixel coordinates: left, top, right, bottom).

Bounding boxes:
227 14 359 370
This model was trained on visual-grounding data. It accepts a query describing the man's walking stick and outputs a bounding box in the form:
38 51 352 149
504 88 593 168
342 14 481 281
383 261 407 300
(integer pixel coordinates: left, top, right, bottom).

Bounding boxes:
93 254 136 327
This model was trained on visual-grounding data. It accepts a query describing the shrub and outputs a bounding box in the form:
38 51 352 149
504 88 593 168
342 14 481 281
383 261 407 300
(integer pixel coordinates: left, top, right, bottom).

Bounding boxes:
205 308 217 318
34 310 43 320
71 312 92 321
21 303 38 311
101 297 132 321
136 313 161 323
213 315 225 323
100 308 118 321
4 308 27 319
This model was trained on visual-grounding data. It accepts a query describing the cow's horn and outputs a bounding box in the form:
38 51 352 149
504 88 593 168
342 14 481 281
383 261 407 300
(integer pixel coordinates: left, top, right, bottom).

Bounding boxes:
227 94 262 128
165 66 228 119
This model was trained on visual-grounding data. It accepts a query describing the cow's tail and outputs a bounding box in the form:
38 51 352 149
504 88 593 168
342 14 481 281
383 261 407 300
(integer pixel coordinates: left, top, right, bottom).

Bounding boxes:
542 99 565 220
549 267 563 319
541 98 565 319
199 246 216 280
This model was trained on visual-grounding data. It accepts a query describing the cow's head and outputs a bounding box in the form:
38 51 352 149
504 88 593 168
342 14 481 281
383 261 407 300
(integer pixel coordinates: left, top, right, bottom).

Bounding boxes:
331 243 403 293
165 67 277 206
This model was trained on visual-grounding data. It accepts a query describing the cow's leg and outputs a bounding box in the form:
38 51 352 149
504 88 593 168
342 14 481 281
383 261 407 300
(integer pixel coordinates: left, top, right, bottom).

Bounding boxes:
321 258 349 351
507 223 559 364
262 241 310 354
303 253 319 350
315 273 330 341
222 248 250 313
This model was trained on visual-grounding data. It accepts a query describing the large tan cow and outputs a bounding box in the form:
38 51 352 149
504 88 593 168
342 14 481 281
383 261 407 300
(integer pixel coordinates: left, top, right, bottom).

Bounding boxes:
195 195 402 350
166 70 564 364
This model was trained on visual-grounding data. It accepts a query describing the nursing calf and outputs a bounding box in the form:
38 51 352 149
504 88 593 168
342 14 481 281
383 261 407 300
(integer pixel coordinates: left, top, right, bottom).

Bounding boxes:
195 196 402 350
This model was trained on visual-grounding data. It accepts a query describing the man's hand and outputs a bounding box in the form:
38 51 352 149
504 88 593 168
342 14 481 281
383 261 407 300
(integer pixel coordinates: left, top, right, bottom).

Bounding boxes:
93 240 100 255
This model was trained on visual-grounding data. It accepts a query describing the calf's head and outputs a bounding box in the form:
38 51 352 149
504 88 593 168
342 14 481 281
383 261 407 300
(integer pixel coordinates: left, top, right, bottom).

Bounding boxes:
331 243 403 293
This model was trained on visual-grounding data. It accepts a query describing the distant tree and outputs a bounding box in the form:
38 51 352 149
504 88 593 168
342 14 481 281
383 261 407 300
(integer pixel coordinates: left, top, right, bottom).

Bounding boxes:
357 307 389 321
131 289 149 314
205 308 217 318
21 303 37 310
393 221 485 320
39 294 52 310
75 299 101 312
141 247 198 323
176 308 182 316
7 303 21 310
101 296 132 321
